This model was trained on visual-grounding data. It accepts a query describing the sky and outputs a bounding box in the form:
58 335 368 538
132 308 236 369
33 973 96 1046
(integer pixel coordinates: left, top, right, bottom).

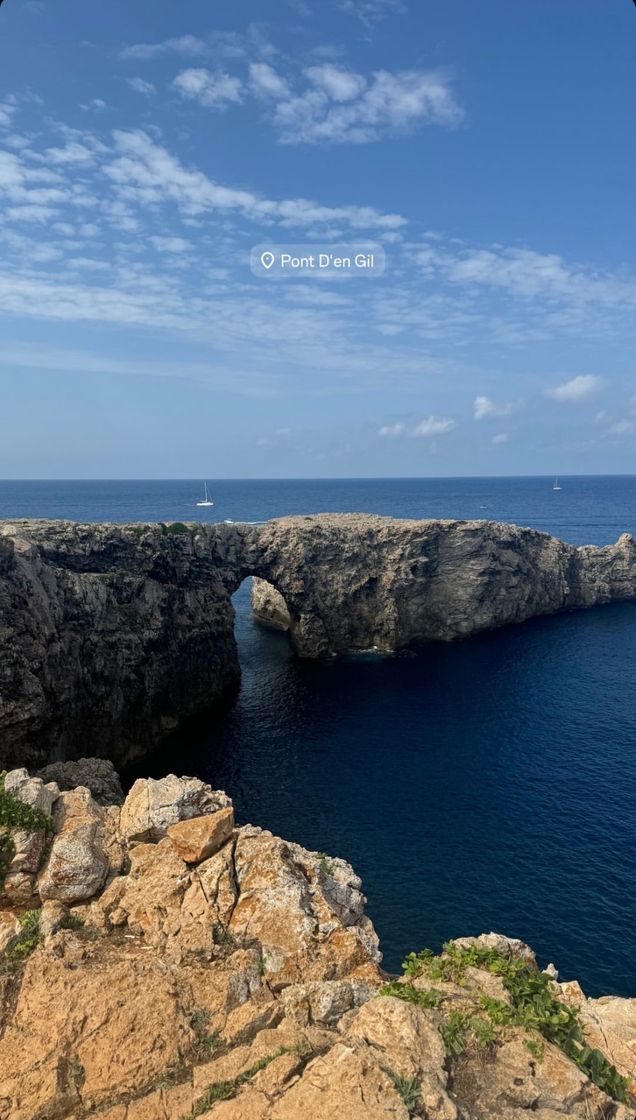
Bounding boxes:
0 0 635 479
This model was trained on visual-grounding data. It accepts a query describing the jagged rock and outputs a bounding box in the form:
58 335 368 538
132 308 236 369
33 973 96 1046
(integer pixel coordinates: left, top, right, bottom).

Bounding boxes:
39 899 70 939
451 931 537 966
0 769 635 1120
36 758 124 806
579 996 636 1082
252 578 291 630
119 775 231 844
0 912 20 955
347 997 457 1120
1 768 58 901
37 788 112 904
229 827 382 986
281 978 376 1027
167 807 234 863
1 517 635 766
451 1030 618 1120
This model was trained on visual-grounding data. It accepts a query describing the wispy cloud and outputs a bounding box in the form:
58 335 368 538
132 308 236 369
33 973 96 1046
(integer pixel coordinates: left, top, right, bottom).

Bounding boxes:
119 35 210 62
105 129 406 228
473 395 515 420
128 77 156 97
412 415 456 437
545 375 604 402
249 62 291 99
378 416 457 438
339 0 406 32
173 69 244 109
250 63 463 143
417 244 636 310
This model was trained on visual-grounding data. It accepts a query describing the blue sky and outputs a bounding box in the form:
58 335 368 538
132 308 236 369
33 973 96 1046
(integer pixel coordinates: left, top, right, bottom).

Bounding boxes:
0 0 635 478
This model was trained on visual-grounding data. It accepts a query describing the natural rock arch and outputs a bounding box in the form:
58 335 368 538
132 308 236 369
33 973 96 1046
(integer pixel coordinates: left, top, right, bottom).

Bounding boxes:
0 514 634 768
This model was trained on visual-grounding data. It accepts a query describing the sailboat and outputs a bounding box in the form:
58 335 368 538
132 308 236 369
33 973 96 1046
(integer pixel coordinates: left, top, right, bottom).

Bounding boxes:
553 478 562 491
196 482 214 508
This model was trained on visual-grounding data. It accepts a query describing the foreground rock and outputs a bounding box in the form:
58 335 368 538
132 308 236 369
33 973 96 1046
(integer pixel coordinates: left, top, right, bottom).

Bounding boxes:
1 516 636 766
0 768 634 1119
36 758 124 806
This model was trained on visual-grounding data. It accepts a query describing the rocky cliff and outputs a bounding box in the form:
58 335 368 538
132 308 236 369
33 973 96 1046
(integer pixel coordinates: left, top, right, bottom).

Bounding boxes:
1 515 635 767
0 764 634 1120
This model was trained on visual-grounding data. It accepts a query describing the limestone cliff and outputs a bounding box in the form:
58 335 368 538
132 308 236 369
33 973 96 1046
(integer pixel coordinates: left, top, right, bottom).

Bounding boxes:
0 767 634 1120
1 515 635 767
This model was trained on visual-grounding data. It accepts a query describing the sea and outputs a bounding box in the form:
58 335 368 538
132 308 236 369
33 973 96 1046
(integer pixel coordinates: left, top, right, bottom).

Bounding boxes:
1 476 635 996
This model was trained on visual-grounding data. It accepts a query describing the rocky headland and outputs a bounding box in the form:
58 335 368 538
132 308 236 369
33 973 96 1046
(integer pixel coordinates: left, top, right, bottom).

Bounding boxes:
1 515 635 768
0 762 634 1120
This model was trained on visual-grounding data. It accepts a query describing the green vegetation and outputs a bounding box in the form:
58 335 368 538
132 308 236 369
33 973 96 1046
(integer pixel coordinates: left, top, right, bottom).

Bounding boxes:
182 1047 289 1118
59 912 85 931
316 852 335 876
0 772 52 834
379 980 442 1009
161 521 190 535
383 1067 421 1113
0 772 52 887
0 832 14 887
390 942 630 1104
189 1009 222 1059
0 909 42 973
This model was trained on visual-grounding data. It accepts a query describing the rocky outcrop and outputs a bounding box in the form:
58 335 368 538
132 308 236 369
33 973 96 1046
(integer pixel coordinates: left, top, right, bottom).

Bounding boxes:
36 758 124 806
1 515 635 766
0 768 634 1120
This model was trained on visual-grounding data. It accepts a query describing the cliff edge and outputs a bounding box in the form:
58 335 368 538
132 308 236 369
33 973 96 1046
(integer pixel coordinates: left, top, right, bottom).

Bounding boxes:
0 765 634 1119
1 515 635 767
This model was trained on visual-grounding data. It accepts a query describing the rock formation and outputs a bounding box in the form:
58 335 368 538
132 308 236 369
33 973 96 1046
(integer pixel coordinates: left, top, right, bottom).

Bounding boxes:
0 767 634 1119
1 515 635 767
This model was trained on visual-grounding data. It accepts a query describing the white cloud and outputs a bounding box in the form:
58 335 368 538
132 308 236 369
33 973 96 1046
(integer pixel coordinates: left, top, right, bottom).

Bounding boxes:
249 63 291 99
473 395 514 420
412 416 456 437
44 142 96 165
128 77 156 96
80 99 107 112
378 422 405 437
0 97 17 129
105 129 406 229
173 69 244 109
491 432 509 444
271 67 463 144
305 64 366 102
149 236 191 253
608 419 636 436
417 244 636 311
545 374 603 402
119 35 209 61
340 0 406 29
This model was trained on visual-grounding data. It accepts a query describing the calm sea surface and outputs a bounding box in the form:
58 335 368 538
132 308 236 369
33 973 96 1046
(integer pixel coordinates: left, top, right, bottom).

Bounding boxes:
1 477 635 995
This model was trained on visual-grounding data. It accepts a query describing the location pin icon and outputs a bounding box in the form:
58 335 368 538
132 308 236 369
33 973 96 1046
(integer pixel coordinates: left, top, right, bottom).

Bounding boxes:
260 251 275 270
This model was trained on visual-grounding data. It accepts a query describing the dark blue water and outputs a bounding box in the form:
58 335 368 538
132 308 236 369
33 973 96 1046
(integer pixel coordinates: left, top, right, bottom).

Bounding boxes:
1 477 635 996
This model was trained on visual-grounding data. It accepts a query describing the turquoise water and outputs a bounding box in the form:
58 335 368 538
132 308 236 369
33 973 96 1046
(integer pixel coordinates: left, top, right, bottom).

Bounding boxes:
1 477 635 995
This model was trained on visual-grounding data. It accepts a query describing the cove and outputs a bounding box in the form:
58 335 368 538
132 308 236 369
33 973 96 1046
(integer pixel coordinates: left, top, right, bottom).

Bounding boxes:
134 585 636 999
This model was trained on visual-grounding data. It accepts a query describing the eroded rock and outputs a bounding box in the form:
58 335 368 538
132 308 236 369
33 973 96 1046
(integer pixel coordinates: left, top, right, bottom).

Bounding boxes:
0 768 634 1120
167 807 234 863
119 775 231 844
1 517 636 766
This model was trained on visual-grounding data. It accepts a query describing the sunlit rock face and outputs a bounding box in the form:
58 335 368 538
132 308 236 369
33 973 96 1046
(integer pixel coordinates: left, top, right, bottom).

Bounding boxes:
0 515 634 766
0 766 634 1120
